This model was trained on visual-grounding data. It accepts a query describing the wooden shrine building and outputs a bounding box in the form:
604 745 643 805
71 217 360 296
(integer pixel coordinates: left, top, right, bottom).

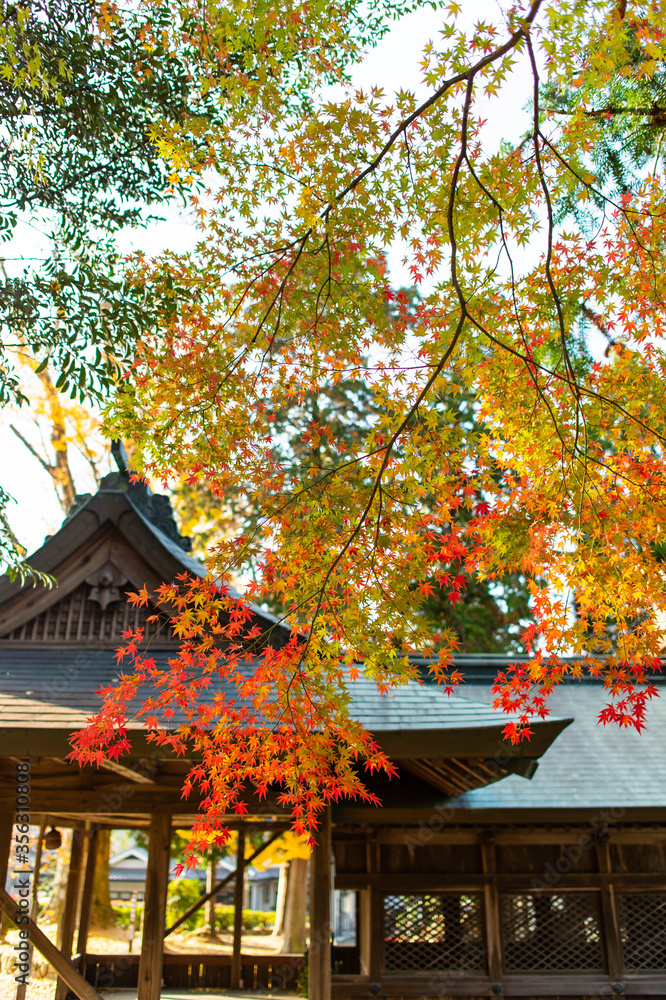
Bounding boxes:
0 469 665 999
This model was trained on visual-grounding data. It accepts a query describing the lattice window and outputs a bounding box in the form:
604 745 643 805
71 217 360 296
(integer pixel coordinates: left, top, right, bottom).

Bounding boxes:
617 893 666 971
500 893 603 971
383 893 484 971
1 583 178 644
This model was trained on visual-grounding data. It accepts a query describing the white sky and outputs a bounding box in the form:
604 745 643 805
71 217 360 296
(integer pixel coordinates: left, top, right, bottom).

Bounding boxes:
0 0 545 555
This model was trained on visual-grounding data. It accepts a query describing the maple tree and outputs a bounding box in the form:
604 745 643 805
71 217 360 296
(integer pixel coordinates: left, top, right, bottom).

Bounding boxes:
69 0 666 858
174 339 533 652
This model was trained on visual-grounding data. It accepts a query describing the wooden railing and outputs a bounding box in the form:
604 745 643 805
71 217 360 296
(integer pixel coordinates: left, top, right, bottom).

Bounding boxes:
78 952 305 992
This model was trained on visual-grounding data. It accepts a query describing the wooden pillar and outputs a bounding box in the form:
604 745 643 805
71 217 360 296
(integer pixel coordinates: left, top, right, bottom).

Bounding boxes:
309 807 331 1000
57 826 85 951
17 818 46 1000
481 836 503 987
360 829 382 985
357 890 370 976
55 825 85 1000
0 811 12 941
138 811 171 1000
230 827 246 989
596 831 624 983
0 811 12 888
367 889 383 984
76 825 98 958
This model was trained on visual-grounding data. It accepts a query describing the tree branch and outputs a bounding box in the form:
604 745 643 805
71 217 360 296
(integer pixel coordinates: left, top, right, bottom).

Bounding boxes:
9 424 53 476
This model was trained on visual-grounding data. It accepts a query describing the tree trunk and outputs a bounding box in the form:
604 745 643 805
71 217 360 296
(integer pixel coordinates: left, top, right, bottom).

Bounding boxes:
90 829 115 928
271 862 289 939
281 857 308 954
205 856 216 935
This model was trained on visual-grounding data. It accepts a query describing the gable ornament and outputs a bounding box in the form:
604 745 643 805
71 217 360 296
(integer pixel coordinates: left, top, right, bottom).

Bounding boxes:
86 561 129 611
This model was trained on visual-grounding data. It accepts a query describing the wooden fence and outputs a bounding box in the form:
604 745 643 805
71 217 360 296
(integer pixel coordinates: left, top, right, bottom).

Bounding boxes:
79 952 305 992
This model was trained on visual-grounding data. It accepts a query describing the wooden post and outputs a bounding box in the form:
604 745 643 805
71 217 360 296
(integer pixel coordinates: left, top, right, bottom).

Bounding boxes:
0 810 12 888
309 807 331 1000
230 827 246 989
55 825 85 1000
367 889 383 984
17 818 46 1000
596 831 624 982
76 825 98 958
0 810 13 940
365 829 382 985
137 811 171 1000
0 886 102 1000
481 837 503 987
357 889 371 976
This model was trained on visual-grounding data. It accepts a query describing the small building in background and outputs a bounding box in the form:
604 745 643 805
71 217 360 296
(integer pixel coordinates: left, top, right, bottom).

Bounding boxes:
108 846 153 901
247 865 280 912
108 846 276 910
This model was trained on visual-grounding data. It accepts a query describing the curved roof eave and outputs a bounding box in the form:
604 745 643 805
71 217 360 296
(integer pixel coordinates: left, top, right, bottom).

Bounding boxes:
0 488 289 642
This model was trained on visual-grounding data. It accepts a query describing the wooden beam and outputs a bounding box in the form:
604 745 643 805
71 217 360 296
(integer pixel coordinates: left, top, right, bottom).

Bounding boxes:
333 804 666 826
375 827 480 845
0 885 102 1000
371 824 643 846
336 871 666 891
100 760 156 785
309 806 332 1000
608 828 666 844
231 827 246 989
137 811 171 1000
55 825 85 1000
32 812 151 830
76 825 98 958
0 787 283 814
329 972 643 996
